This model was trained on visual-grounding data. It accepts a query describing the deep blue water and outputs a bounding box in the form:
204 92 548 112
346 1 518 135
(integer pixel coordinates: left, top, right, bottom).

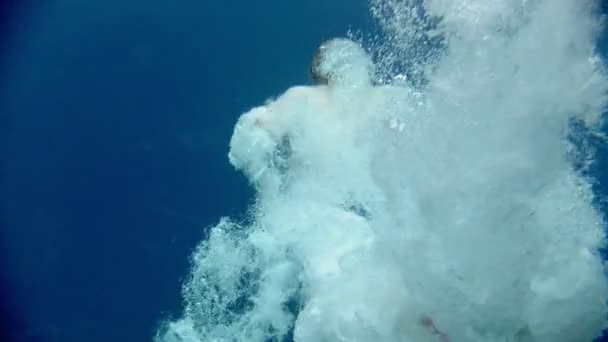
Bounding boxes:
0 1 371 341
0 1 607 342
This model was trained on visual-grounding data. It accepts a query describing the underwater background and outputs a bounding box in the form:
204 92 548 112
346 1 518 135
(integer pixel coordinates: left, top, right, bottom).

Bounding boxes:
0 0 607 341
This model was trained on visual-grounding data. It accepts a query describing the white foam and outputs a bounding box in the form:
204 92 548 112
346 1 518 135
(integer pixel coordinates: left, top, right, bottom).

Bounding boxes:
157 1 608 341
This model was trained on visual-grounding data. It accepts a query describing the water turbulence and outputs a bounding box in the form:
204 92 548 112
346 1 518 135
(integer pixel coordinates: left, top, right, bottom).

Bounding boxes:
157 0 608 341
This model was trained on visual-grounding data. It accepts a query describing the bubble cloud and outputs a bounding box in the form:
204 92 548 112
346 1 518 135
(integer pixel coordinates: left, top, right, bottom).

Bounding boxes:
157 1 608 341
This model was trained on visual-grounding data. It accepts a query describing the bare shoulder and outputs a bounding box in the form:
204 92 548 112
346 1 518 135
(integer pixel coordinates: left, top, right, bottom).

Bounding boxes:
281 85 325 99
267 85 330 110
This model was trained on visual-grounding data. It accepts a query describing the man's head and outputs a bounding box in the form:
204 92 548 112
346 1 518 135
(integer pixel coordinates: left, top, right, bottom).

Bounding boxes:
310 38 373 87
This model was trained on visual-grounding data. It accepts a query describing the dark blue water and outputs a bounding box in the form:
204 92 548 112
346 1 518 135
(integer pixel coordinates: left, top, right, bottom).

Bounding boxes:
0 1 606 341
0 1 370 341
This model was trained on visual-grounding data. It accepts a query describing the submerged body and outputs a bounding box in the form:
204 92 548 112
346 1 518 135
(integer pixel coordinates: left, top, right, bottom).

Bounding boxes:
158 2 608 341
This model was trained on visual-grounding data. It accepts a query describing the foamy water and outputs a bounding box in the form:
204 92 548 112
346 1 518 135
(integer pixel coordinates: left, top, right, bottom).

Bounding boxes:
157 1 608 341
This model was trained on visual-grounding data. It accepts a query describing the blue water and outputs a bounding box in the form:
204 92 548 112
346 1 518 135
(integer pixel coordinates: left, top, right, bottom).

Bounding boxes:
0 1 607 341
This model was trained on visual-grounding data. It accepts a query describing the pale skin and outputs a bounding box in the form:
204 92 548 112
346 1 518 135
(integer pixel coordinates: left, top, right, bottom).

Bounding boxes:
249 82 398 142
250 85 335 138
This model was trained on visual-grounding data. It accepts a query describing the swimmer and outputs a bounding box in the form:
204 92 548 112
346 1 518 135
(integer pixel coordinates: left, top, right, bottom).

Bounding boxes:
229 39 449 341
242 38 374 138
228 38 407 164
229 37 412 192
228 38 377 181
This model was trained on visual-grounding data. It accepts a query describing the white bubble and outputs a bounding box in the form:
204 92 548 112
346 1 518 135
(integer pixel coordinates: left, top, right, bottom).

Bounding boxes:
157 1 608 341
